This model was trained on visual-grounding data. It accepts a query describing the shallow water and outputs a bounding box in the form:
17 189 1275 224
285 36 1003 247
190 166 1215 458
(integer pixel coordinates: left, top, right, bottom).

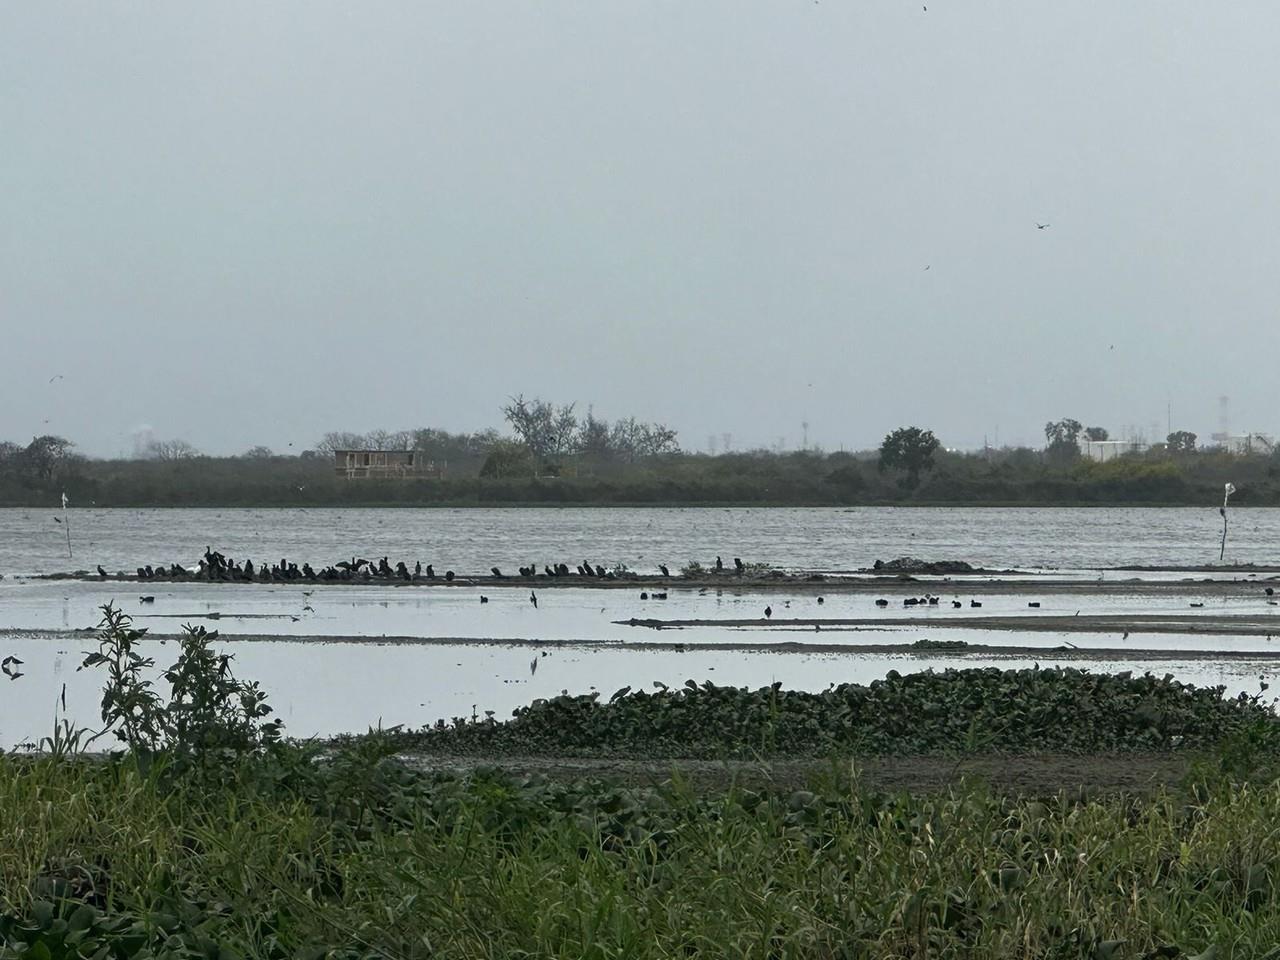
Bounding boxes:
5 579 1280 651
3 505 1280 578
3 505 1280 744
1 631 1274 749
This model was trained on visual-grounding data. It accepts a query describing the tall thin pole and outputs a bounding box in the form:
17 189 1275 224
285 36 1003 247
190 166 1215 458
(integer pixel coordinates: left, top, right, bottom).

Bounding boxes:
61 492 72 559
1220 482 1235 562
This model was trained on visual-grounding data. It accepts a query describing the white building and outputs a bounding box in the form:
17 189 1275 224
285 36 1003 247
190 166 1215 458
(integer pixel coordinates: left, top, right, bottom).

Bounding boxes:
1078 439 1148 462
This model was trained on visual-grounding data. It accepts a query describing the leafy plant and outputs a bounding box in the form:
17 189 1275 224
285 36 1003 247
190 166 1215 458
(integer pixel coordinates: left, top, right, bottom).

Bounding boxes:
78 603 281 766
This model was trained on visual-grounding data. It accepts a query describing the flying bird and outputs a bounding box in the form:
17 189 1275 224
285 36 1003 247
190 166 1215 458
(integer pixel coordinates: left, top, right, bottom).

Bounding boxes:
530 657 538 675
48 374 63 383
530 591 538 609
1036 222 1050 230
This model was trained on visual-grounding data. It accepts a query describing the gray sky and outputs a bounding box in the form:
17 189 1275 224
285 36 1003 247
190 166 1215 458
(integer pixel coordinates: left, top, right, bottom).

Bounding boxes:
3 2 1278 457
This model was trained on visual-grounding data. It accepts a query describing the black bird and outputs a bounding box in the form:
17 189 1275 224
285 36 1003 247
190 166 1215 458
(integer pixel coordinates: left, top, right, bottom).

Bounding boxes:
640 592 649 600
480 595 489 604
491 567 504 578
875 598 889 608
817 597 824 605
764 605 772 618
545 565 555 577
595 565 606 578
530 591 538 608
97 565 107 578
734 557 744 573
659 564 670 577
445 570 455 581
1036 222 1050 229
426 564 436 579
970 600 982 608
715 556 724 571
1267 587 1275 596
139 596 155 603
952 600 962 608
414 561 422 578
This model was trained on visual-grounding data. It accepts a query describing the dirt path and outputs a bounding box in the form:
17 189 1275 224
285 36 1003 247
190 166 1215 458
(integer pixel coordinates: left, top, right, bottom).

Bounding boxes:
396 751 1195 795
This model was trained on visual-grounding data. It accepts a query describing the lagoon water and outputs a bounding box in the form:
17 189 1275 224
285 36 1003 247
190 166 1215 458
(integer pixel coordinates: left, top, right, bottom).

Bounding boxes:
2 506 1279 747
2 505 1279 577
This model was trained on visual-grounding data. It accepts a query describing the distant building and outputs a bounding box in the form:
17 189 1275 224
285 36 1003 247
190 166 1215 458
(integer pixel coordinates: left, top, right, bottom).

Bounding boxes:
1210 433 1275 456
1078 439 1148 462
334 450 444 480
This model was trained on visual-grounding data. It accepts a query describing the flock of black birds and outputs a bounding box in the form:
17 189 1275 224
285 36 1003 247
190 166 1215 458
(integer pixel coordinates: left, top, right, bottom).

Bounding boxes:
113 553 773 584
110 548 703 584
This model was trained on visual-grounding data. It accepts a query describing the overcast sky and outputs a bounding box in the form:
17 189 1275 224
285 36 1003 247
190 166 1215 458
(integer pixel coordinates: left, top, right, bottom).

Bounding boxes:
3 2 1277 457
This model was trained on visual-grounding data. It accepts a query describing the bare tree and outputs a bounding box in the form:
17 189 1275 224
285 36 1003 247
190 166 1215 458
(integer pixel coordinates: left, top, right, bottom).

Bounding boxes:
502 395 578 461
315 432 367 454
147 438 200 461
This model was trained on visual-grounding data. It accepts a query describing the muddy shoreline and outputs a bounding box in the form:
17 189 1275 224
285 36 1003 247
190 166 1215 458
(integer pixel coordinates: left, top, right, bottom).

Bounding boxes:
7 626 1280 661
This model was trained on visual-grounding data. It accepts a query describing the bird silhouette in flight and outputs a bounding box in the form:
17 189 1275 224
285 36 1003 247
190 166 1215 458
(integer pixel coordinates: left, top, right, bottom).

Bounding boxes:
1036 222 1050 230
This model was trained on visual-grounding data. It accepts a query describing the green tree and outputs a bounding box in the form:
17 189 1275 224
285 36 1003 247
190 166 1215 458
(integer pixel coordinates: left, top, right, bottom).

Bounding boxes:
1044 418 1083 465
479 440 534 479
1167 430 1197 453
878 427 941 488
1084 426 1109 441
21 435 77 481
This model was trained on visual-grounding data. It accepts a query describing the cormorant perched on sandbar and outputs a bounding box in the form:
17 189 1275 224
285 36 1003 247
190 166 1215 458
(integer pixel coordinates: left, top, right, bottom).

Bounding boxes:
491 567 504 578
445 570 455 581
414 561 422 578
426 564 436 579
715 556 724 571
734 557 744 572
658 564 670 577
97 565 107 578
764 605 772 618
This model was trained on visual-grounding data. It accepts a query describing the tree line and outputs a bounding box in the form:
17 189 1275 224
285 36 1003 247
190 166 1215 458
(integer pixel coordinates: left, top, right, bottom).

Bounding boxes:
0 410 1275 507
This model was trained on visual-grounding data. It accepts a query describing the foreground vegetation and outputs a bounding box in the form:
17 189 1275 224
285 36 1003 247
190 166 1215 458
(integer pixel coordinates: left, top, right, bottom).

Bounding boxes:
4 608 1280 956
408 667 1280 759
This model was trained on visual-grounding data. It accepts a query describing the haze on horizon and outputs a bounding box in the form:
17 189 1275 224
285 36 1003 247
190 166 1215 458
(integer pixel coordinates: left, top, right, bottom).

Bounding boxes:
3 2 1278 459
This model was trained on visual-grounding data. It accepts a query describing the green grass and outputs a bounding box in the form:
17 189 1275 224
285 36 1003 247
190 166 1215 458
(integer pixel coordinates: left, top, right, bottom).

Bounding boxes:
7 626 1280 958
2 746 1280 958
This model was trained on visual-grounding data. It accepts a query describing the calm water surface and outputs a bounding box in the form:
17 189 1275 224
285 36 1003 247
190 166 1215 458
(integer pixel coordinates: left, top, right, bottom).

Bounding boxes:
2 506 1278 577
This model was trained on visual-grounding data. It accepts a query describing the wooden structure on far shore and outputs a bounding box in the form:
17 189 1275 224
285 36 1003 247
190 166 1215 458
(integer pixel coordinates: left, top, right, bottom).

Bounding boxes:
334 450 444 480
